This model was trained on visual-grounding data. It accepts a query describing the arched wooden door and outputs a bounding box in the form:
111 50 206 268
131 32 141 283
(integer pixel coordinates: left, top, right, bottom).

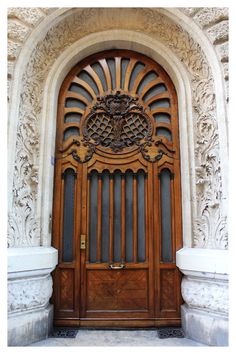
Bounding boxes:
52 50 182 327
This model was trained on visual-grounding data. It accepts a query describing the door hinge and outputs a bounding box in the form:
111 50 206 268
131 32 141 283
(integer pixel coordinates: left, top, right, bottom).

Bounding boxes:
80 234 86 249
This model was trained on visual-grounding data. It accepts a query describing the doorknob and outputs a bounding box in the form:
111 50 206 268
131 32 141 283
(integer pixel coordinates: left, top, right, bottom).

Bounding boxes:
108 264 126 270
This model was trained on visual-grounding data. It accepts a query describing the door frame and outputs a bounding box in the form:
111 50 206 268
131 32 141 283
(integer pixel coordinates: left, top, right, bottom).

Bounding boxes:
51 51 182 323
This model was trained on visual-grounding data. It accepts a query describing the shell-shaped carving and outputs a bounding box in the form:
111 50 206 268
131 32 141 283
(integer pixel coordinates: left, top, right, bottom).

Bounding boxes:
60 50 175 152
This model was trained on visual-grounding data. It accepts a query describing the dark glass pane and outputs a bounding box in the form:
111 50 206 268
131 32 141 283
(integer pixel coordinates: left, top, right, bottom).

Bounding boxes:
69 83 93 103
91 62 108 92
78 70 99 95
137 71 158 96
62 169 75 262
89 172 98 263
101 171 110 262
107 59 116 90
143 84 167 102
156 127 172 141
113 171 121 262
153 113 171 124
160 169 172 262
64 113 82 124
65 98 86 110
63 127 80 140
125 171 133 262
137 171 145 262
149 98 170 110
128 62 145 92
121 58 130 89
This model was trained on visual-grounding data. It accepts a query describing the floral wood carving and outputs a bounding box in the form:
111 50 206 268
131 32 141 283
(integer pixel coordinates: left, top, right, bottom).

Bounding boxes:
8 8 227 248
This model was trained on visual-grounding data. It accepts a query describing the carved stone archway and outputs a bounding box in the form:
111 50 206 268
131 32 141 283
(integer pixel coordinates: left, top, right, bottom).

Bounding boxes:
7 8 228 346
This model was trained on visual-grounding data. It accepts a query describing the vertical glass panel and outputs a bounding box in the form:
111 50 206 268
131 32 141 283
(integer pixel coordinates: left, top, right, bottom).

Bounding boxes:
107 59 116 90
91 62 108 92
101 171 110 262
128 62 145 92
89 171 98 263
62 169 76 262
125 171 133 262
121 58 130 89
160 169 172 262
113 171 121 262
137 171 146 262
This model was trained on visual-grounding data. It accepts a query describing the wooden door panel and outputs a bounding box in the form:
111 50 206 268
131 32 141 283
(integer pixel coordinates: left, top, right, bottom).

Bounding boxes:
58 268 75 311
86 269 148 312
52 50 182 327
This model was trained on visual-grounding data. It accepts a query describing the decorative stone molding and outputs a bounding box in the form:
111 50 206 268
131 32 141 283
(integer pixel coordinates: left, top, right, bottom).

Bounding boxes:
181 276 228 315
179 7 229 102
8 274 52 314
8 8 228 249
191 7 228 29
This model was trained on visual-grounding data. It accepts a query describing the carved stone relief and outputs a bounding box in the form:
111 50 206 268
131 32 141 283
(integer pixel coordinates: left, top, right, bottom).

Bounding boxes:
8 8 228 249
182 276 228 315
8 275 53 314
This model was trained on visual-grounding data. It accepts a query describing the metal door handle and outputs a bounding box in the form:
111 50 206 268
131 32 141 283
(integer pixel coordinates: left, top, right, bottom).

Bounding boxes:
108 264 126 270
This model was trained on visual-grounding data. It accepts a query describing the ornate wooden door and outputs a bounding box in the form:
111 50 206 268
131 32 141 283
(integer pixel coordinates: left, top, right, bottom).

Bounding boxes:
52 50 182 327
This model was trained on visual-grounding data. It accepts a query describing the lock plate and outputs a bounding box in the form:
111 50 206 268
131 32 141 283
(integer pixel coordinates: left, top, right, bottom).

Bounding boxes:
80 234 86 249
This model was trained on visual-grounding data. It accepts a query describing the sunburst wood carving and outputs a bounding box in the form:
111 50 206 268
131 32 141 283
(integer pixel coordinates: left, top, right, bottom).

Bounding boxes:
57 50 177 162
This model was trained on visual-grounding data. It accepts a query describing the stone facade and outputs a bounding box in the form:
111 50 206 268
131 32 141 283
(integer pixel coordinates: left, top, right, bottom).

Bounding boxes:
7 7 229 346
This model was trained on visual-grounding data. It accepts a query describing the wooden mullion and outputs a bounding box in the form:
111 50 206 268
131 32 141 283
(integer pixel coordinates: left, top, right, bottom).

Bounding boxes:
123 59 137 91
131 66 151 94
115 57 121 90
99 59 112 91
72 77 97 99
84 65 104 95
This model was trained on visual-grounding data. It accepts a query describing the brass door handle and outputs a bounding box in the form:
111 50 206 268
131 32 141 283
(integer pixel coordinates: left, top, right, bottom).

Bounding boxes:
108 264 126 270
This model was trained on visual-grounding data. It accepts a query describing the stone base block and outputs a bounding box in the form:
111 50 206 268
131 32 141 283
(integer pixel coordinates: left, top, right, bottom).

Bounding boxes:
181 304 228 346
8 304 54 346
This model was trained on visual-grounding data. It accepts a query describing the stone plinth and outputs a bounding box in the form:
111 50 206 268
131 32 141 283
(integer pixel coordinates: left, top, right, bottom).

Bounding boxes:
177 248 228 346
8 247 58 346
